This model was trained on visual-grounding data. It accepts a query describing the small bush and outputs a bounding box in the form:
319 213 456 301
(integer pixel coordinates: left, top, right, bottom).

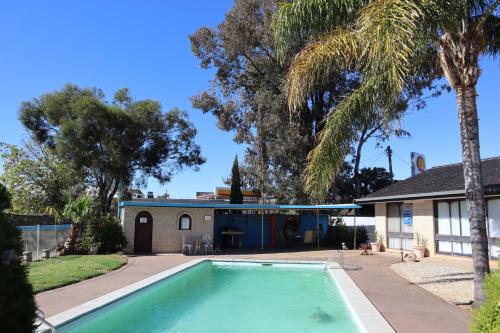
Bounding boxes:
471 262 500 333
82 214 127 254
0 184 36 332
323 224 368 249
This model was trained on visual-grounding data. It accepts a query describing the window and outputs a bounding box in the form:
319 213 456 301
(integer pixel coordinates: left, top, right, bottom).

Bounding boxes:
436 200 471 256
487 199 500 258
387 203 413 250
437 198 500 258
179 214 192 230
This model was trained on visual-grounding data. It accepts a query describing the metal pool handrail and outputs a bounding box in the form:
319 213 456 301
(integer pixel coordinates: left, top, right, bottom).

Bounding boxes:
323 250 344 269
36 309 56 333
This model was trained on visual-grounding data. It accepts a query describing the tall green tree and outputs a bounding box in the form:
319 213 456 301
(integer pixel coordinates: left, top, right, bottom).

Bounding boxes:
0 140 82 213
273 0 499 304
0 183 36 332
190 0 426 203
230 155 243 204
19 84 205 213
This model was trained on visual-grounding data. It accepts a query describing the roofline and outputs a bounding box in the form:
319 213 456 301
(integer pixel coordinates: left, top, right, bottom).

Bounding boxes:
119 201 361 210
355 190 465 203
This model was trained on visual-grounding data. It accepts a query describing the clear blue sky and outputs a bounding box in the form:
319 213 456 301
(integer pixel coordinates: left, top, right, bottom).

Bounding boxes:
0 1 498 199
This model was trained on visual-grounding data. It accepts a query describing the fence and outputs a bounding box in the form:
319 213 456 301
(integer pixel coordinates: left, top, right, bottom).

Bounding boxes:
331 216 376 242
17 224 72 260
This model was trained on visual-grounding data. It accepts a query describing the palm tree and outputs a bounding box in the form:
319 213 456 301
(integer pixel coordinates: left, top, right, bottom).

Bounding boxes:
273 0 499 304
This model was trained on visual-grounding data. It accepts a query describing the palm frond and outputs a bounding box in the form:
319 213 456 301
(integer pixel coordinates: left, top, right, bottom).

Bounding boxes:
305 79 378 199
287 28 362 111
272 0 369 61
303 0 426 198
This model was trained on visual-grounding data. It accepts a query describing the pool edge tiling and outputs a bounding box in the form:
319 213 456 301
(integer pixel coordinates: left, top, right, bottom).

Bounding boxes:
38 258 394 333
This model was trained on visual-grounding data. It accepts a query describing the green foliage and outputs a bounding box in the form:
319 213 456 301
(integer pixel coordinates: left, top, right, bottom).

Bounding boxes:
272 0 476 198
82 214 127 254
328 163 394 201
28 255 127 293
0 141 82 213
230 155 243 204
0 183 36 332
19 84 205 212
323 224 368 250
471 262 500 333
0 181 12 212
189 0 362 203
63 194 96 225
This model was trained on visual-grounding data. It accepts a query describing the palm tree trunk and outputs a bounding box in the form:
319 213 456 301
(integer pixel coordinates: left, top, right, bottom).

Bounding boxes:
455 85 490 305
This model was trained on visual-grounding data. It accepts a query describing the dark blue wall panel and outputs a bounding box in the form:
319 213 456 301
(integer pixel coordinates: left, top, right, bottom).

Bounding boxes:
214 214 328 249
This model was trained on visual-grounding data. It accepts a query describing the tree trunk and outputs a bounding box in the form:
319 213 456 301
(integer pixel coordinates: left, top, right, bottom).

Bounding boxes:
456 85 490 305
353 126 368 199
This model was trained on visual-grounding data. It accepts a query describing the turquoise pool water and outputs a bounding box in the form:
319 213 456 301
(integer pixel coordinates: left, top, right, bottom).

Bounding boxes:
57 261 362 333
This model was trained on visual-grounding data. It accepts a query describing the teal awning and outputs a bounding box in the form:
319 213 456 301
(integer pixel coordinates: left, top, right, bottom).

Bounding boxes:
119 201 361 210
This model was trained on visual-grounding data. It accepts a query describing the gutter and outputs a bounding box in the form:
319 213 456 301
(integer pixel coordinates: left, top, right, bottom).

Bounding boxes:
355 190 465 204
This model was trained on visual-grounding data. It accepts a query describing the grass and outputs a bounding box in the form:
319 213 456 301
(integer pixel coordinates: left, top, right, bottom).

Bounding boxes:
28 254 128 293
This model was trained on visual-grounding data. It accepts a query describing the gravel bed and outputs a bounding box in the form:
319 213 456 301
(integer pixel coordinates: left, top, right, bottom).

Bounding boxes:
390 260 474 307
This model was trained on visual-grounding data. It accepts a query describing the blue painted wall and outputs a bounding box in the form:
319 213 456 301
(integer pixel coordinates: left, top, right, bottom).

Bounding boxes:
214 214 328 248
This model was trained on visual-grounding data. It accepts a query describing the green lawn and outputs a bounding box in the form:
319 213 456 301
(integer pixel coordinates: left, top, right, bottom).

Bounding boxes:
28 254 128 293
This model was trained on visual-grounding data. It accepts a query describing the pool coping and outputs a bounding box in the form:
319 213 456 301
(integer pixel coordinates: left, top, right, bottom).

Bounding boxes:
37 258 394 333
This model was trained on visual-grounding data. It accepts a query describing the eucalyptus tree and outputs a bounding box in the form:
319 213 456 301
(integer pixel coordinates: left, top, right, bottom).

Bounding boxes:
19 84 205 213
273 0 499 304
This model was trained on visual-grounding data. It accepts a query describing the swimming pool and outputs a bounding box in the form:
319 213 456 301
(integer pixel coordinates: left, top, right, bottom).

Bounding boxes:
42 259 393 333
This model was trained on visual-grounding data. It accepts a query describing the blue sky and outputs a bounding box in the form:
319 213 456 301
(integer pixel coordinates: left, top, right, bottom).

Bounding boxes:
0 1 498 199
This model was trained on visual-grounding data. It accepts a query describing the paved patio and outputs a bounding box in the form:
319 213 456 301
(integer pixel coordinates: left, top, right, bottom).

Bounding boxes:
36 250 471 333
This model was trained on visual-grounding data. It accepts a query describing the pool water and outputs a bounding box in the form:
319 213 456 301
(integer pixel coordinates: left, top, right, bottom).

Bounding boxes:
57 261 362 333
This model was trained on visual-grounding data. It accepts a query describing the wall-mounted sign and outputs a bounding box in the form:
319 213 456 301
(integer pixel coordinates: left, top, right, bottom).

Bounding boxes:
403 210 412 225
139 217 148 224
204 215 212 221
411 152 426 176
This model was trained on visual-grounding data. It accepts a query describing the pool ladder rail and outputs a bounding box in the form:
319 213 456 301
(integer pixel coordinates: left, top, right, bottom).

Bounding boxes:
323 250 344 270
36 309 56 333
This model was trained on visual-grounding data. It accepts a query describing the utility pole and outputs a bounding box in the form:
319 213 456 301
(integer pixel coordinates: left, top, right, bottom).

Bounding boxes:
386 145 394 182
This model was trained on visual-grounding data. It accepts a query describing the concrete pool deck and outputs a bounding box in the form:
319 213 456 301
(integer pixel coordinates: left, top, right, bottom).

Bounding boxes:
36 250 471 333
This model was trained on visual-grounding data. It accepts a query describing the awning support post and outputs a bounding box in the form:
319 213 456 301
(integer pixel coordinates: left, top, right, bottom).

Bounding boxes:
316 209 320 249
353 208 357 250
261 210 264 252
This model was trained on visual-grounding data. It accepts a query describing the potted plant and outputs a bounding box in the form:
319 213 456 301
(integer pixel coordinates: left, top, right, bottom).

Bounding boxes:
413 232 427 259
370 231 384 253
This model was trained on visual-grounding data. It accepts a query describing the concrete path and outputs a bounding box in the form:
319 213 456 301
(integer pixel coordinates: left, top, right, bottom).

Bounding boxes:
36 251 471 333
344 253 471 333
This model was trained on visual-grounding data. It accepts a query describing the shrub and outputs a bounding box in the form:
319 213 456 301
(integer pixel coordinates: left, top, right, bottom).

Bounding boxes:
471 261 500 333
323 224 368 249
0 183 36 332
82 214 127 254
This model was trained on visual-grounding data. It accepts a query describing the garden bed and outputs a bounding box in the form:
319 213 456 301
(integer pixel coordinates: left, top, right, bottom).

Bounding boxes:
28 254 128 293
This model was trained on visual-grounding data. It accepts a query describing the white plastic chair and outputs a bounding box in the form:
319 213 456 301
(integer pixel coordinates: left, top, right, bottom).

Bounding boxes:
182 234 193 255
193 239 201 255
201 234 214 255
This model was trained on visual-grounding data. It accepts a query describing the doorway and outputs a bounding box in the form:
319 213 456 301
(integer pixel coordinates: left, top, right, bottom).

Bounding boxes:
134 211 153 253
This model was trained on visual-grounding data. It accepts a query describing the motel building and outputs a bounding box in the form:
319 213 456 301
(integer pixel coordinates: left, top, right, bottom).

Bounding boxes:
355 156 500 260
118 198 364 254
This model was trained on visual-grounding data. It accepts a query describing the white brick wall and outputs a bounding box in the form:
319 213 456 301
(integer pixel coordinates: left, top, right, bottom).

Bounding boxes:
374 201 436 255
122 206 214 253
412 200 436 255
375 203 387 242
